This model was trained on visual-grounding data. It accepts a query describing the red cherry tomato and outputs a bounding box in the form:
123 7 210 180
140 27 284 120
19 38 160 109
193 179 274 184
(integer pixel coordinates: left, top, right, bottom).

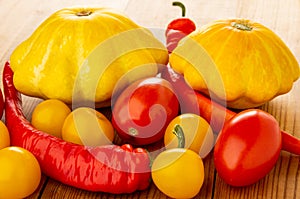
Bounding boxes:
112 77 179 145
214 109 282 186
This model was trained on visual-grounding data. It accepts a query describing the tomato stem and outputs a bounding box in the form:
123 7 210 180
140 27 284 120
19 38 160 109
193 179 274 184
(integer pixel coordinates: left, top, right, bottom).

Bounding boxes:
129 127 138 136
172 1 186 17
173 124 185 148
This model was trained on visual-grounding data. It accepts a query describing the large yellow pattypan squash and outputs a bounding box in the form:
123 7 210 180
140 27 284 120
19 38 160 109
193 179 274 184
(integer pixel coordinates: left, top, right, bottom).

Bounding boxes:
10 7 168 106
170 19 300 109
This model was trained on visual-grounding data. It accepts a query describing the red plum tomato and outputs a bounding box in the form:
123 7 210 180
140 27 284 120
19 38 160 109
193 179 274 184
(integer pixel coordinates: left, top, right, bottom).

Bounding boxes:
214 109 282 186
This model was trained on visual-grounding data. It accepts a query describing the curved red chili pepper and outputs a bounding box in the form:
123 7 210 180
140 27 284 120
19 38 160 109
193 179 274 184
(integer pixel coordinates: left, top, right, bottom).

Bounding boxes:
166 1 196 53
3 62 151 193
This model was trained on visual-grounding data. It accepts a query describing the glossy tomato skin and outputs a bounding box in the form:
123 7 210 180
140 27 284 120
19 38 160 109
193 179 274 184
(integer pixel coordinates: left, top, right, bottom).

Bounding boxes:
112 77 179 145
214 109 282 186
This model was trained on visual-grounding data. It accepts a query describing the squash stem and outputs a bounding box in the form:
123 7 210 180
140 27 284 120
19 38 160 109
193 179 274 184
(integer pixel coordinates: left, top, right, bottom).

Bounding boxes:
232 21 253 31
172 1 186 17
76 10 92 17
172 124 186 148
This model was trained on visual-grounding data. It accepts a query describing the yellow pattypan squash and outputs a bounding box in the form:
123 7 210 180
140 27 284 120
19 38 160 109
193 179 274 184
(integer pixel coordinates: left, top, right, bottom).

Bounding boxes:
10 7 168 107
170 19 300 109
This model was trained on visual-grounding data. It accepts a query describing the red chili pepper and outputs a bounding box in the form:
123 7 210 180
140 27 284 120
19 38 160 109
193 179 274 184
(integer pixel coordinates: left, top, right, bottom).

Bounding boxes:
3 62 151 193
166 1 196 53
161 66 300 155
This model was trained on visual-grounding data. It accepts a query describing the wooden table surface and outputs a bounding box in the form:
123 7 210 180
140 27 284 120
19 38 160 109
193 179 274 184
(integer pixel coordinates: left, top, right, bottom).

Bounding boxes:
1 0 300 198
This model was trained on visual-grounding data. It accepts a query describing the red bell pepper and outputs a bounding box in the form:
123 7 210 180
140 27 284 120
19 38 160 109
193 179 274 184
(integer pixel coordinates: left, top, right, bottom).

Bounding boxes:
3 62 151 193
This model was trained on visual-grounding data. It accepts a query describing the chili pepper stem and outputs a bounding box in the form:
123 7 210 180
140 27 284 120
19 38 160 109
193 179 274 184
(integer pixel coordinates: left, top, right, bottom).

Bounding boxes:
172 124 186 148
172 1 186 17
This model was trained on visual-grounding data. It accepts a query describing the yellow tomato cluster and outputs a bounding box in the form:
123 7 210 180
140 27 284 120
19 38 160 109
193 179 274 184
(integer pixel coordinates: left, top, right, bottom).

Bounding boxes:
0 97 116 198
151 113 215 198
31 99 115 147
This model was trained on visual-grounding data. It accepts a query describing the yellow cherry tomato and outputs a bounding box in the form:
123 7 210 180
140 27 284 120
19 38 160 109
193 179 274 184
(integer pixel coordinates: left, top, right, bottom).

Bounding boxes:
0 121 10 149
151 148 204 198
62 107 114 146
31 99 71 138
0 146 41 199
164 113 214 158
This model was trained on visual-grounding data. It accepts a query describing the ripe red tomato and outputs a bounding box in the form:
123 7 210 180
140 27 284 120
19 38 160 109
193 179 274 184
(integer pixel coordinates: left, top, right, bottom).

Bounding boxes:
214 109 282 186
112 77 179 145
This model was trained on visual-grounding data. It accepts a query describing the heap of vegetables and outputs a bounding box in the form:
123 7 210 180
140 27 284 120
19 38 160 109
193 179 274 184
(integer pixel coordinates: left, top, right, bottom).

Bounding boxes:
1 1 300 199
